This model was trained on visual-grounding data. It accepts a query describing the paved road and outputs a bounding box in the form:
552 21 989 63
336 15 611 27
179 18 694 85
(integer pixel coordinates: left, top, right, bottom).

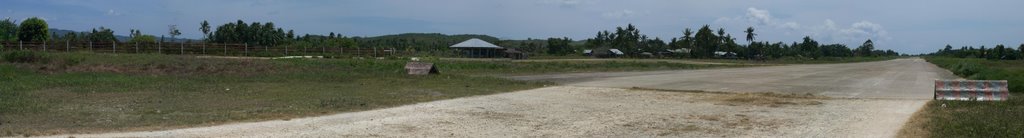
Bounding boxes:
512 58 959 99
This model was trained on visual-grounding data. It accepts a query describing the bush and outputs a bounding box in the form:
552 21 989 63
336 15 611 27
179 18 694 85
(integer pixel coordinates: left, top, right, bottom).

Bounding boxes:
949 62 983 77
3 51 49 63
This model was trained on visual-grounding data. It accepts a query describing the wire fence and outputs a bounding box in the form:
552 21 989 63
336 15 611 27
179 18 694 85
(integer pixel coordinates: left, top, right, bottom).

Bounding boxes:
0 41 408 57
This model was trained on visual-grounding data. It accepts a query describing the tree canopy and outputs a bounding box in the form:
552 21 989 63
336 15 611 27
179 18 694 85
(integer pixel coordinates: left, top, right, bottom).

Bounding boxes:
0 18 16 41
17 17 48 42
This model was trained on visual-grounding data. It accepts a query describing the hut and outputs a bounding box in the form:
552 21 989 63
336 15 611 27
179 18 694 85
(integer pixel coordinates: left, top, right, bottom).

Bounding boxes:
450 38 504 58
584 47 625 58
504 48 528 59
405 62 439 75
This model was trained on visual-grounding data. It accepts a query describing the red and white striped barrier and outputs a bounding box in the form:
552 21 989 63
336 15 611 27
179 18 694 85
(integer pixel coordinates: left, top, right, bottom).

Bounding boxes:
934 80 1010 101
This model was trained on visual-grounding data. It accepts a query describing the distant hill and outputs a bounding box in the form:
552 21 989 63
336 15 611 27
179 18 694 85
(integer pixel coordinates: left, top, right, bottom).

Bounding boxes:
48 28 196 42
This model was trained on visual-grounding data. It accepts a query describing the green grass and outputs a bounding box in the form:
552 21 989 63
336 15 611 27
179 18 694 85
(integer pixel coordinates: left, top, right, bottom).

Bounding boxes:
912 57 1024 137
0 51 744 136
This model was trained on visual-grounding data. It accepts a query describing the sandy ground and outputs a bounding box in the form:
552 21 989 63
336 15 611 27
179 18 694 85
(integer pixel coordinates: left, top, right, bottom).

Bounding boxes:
37 58 954 137
44 86 925 138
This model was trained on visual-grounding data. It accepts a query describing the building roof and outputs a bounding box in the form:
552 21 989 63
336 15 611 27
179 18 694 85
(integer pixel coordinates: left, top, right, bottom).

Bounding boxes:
450 38 503 49
609 49 625 55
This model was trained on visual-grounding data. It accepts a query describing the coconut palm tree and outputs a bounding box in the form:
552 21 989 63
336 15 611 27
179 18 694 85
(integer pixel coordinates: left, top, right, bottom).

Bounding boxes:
744 27 756 43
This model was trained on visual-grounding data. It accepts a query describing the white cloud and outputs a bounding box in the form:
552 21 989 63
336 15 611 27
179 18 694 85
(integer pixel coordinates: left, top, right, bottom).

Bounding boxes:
541 0 587 8
602 9 637 19
717 7 889 44
105 9 122 16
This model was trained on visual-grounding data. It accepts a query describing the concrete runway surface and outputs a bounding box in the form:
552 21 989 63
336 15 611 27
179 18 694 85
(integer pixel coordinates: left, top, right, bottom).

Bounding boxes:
42 58 957 138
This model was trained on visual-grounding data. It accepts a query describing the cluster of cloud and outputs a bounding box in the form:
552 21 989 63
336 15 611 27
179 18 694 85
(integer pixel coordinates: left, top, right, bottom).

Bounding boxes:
105 9 122 16
744 8 800 30
601 9 637 19
813 19 890 43
717 7 890 44
542 0 587 8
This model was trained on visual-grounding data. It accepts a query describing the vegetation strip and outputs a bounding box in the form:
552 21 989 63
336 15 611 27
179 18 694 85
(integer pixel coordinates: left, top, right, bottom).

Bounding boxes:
900 57 1023 137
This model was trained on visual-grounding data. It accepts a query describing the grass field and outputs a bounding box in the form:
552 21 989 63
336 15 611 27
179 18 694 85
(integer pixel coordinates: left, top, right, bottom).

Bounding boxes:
902 57 1024 137
0 51 745 136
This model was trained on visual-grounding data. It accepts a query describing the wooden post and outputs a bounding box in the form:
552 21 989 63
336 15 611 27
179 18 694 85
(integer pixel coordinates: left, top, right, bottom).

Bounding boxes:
158 42 162 53
19 41 22 50
113 42 117 54
42 41 46 52
223 43 227 55
180 42 184 55
202 43 206 55
244 43 248 56
285 44 289 56
89 41 93 52
66 40 69 52
135 42 139 53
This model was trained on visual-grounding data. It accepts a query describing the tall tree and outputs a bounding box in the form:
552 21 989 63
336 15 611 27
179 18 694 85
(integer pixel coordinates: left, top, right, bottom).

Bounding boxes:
1019 44 1024 60
200 20 211 41
168 25 181 42
799 36 820 58
744 27 756 43
680 28 693 50
856 39 874 56
18 17 49 42
287 30 295 40
0 18 16 41
692 25 718 58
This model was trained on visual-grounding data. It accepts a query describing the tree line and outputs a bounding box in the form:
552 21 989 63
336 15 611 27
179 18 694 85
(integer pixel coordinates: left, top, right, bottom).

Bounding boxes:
1 17 904 59
581 24 900 59
931 44 1024 60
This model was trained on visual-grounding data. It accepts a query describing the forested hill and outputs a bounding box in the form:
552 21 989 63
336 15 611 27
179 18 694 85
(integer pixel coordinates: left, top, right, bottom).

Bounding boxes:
353 33 500 51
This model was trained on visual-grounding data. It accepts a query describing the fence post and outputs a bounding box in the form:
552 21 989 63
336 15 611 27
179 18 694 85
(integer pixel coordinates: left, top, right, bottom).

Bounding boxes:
285 44 289 56
113 42 117 54
66 40 69 52
180 42 184 55
322 45 326 55
89 41 93 52
202 43 206 55
19 41 22 50
158 42 162 54
244 43 248 56
223 43 227 55
42 41 46 52
135 42 139 53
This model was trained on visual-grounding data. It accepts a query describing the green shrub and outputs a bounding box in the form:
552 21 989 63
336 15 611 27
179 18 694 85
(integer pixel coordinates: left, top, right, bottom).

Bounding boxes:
3 50 49 63
949 61 982 77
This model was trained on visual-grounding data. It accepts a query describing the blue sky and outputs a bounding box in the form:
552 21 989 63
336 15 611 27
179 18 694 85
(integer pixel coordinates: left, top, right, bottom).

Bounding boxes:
3 0 1023 54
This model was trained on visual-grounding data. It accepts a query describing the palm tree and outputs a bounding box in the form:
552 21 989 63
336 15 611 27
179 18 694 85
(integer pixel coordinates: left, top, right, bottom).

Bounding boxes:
744 27 756 43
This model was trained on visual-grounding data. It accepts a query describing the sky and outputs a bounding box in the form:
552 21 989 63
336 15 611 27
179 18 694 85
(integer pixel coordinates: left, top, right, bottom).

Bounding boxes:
2 0 1023 54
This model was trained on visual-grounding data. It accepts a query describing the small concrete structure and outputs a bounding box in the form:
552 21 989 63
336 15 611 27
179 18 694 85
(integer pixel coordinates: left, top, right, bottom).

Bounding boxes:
405 62 439 75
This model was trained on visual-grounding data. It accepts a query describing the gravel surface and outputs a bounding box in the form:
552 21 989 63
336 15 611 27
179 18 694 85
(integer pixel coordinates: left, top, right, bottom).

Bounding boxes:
39 58 951 137
44 86 925 138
